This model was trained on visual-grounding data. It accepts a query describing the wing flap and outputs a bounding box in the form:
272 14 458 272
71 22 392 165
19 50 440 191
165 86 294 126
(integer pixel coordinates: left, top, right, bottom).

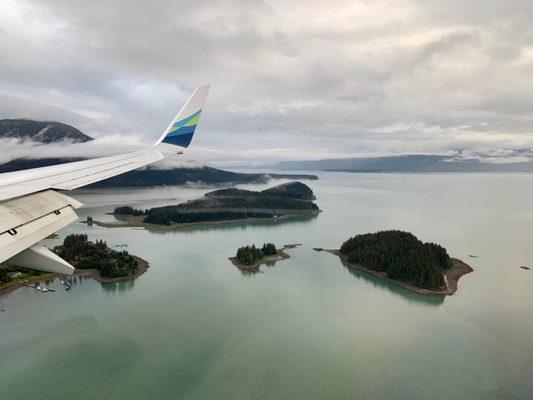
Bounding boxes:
0 204 78 263
0 190 83 232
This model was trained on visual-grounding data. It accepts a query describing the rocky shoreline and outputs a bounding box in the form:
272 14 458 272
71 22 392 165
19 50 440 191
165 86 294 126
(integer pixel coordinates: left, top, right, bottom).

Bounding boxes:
314 248 473 296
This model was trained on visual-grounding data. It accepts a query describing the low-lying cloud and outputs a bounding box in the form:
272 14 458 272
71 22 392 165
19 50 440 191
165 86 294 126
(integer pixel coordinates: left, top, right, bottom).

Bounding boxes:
1 0 532 164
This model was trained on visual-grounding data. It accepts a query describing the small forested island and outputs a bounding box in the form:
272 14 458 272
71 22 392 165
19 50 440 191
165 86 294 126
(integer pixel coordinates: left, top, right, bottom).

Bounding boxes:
53 234 148 282
315 230 473 295
0 234 149 297
229 243 300 272
88 182 319 230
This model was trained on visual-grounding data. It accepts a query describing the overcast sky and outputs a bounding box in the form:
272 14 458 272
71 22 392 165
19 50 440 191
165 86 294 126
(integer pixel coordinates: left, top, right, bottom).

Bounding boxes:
1 0 533 165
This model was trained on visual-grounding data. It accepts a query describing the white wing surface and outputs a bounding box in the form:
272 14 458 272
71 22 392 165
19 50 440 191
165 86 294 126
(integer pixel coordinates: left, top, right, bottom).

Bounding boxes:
0 85 209 274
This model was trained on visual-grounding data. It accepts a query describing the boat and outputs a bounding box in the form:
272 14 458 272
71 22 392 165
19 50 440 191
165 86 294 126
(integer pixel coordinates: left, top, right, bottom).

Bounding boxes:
0 307 6 312
41 287 49 292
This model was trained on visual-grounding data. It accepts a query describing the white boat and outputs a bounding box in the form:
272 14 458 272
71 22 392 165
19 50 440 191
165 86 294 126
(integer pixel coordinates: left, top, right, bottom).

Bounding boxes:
36 286 42 291
41 287 49 292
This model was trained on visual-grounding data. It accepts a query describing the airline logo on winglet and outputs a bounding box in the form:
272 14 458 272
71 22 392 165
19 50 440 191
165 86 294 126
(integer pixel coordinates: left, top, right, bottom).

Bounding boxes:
156 85 210 149
162 109 203 147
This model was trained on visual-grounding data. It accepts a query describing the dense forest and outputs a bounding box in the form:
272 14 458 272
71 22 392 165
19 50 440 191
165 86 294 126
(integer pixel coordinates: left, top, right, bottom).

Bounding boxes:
235 243 277 265
0 264 13 284
113 206 145 216
114 182 319 226
53 234 138 278
339 230 451 290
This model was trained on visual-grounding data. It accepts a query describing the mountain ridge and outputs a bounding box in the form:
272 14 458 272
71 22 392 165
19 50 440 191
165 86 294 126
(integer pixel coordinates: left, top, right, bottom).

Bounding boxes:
0 119 92 143
276 154 533 172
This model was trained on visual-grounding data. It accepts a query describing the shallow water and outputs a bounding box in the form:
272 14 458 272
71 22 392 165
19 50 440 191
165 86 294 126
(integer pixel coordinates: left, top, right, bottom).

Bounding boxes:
1 172 532 400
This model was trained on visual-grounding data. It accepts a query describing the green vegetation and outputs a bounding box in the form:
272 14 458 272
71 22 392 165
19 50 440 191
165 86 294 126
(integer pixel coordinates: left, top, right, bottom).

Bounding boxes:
0 265 12 284
0 263 43 289
113 206 144 216
261 182 315 200
114 182 319 226
261 243 277 256
144 210 276 226
85 166 318 188
339 230 451 290
235 243 278 265
53 234 138 278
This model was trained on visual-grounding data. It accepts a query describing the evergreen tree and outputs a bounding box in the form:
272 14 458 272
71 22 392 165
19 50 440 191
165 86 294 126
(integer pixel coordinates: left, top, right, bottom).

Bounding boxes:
339 230 449 290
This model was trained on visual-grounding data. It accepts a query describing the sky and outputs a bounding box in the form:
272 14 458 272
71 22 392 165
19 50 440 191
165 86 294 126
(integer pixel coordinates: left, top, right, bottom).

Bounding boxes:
1 0 533 166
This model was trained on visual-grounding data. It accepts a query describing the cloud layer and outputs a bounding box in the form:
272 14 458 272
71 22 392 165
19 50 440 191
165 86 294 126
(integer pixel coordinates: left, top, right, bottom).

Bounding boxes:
1 0 533 164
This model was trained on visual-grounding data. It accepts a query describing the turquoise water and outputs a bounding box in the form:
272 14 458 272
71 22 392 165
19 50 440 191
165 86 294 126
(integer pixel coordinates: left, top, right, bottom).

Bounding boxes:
1 172 532 399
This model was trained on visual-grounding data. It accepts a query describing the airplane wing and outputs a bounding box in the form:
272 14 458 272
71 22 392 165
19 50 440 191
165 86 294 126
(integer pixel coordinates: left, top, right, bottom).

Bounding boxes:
0 85 209 275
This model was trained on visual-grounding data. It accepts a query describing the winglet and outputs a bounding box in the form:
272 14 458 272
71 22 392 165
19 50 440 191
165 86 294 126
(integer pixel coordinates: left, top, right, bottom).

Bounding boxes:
153 85 210 148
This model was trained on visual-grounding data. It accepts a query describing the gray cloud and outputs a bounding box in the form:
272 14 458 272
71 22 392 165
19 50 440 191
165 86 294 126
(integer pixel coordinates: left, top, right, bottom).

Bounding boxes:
1 0 533 164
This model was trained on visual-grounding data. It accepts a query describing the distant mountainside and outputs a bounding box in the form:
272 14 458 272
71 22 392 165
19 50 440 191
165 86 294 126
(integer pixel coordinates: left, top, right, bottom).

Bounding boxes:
85 166 317 188
276 155 533 172
0 157 317 186
0 157 84 173
0 118 317 185
0 119 92 143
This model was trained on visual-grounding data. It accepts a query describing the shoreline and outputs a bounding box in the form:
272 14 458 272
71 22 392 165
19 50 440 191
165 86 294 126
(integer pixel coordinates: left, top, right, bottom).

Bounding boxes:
0 256 149 299
314 248 473 296
82 211 319 232
229 244 301 272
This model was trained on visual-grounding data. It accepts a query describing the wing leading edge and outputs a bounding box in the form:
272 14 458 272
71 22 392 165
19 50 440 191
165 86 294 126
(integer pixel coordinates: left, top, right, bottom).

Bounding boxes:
0 85 210 274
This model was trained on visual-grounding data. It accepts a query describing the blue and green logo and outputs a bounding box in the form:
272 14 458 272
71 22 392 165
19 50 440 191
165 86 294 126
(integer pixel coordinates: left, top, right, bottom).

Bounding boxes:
162 109 202 148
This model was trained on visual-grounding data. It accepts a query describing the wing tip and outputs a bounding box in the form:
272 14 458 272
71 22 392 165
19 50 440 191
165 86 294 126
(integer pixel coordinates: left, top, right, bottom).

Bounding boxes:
154 85 210 148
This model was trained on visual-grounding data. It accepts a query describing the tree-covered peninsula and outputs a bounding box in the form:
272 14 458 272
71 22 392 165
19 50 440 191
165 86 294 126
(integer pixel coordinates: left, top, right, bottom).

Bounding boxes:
317 230 473 295
53 234 142 279
113 182 319 227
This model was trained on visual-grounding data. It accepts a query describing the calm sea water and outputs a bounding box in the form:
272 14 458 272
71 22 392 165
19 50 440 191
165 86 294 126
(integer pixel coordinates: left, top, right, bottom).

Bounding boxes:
1 172 532 400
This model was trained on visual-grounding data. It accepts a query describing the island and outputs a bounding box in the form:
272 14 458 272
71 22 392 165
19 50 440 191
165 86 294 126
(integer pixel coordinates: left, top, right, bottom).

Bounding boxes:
0 234 149 298
315 230 473 295
53 234 149 282
229 243 301 272
87 182 320 230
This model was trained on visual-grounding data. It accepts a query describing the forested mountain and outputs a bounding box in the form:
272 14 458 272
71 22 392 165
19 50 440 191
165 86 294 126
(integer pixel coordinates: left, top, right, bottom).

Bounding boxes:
85 167 317 187
0 118 317 184
0 119 92 143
